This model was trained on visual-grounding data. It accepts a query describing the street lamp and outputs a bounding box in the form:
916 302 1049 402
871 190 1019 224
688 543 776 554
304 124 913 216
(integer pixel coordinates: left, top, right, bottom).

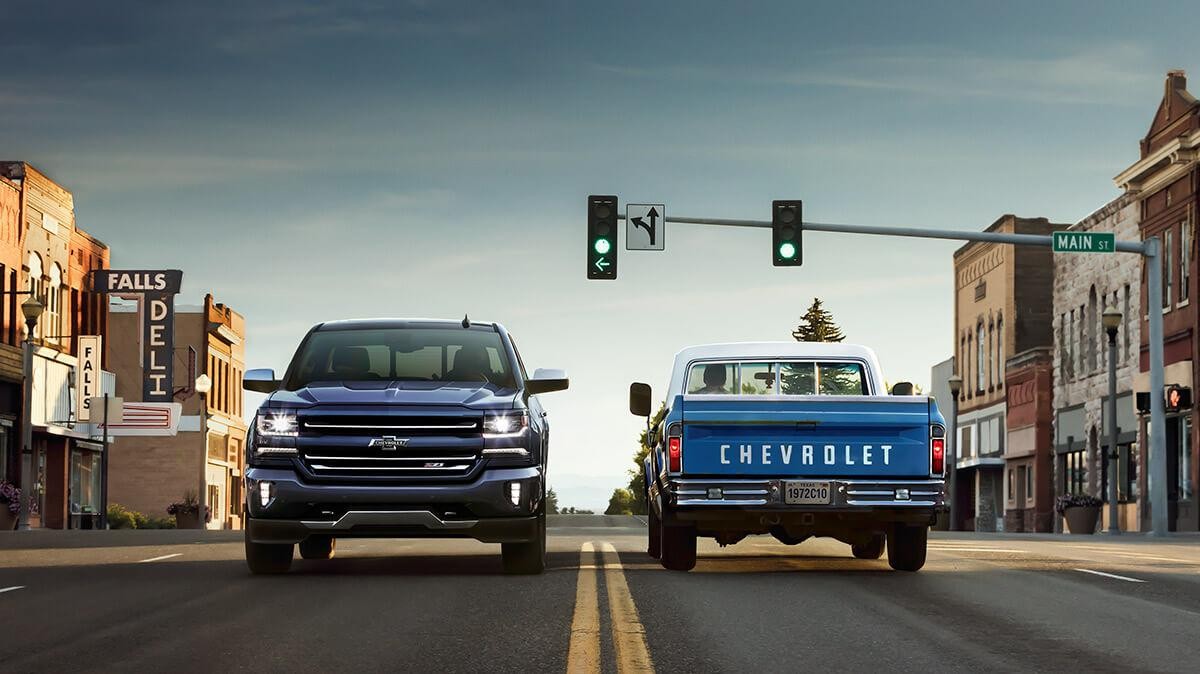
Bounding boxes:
947 374 963 532
1102 306 1122 535
18 295 44 531
193 374 212 530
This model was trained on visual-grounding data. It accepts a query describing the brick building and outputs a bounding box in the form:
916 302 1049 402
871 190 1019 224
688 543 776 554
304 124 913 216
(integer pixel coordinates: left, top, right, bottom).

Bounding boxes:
107 294 247 529
1114 70 1200 531
952 214 1060 531
0 161 111 529
1051 195 1142 532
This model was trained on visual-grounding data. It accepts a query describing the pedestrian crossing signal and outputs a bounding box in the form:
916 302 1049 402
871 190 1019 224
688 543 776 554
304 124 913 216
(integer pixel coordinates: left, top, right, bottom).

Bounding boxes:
773 200 802 266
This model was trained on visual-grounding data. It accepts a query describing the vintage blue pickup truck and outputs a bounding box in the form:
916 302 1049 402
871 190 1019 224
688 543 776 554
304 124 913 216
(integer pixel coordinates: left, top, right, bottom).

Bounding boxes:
630 342 946 572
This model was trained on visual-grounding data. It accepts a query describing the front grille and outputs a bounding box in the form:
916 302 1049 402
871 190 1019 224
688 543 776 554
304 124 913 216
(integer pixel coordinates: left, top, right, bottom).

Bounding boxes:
297 411 483 478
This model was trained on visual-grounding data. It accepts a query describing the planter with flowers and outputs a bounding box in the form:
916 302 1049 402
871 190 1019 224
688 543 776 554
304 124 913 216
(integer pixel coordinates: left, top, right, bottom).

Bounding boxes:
1056 494 1103 534
167 492 210 530
0 480 20 531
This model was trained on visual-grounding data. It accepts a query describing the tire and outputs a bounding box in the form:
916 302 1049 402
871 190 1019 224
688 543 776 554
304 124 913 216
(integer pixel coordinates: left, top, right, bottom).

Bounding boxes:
245 533 294 575
886 524 928 572
647 502 662 559
852 534 886 560
502 511 546 575
659 513 697 572
299 535 336 560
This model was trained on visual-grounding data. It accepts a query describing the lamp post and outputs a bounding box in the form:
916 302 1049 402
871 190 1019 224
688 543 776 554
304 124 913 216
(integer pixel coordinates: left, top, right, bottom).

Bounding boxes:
193 374 212 530
18 295 44 531
947 374 963 531
1102 306 1122 535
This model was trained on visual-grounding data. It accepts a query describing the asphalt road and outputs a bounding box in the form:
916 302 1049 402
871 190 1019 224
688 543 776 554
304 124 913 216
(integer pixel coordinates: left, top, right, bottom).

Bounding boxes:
2 516 1199 673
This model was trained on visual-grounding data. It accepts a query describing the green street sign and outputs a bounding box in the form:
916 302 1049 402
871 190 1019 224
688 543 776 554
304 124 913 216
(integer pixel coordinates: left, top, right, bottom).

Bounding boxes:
1053 231 1115 253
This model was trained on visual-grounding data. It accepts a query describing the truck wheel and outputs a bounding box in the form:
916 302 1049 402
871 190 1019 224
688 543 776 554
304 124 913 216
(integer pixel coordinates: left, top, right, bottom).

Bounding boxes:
502 512 546 575
245 535 294 575
647 503 662 559
299 535 336 560
851 534 885 560
659 518 696 572
886 524 928 572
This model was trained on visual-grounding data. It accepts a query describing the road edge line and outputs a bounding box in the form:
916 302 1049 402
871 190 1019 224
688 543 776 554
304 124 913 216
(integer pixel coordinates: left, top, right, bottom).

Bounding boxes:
1074 568 1147 583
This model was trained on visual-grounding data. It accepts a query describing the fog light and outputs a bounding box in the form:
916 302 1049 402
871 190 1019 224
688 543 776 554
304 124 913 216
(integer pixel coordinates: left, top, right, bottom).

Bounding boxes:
259 481 273 507
509 482 521 507
895 488 910 501
707 487 723 500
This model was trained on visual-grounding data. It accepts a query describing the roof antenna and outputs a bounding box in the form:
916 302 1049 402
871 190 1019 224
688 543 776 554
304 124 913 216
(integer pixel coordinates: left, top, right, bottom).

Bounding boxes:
462 314 471 329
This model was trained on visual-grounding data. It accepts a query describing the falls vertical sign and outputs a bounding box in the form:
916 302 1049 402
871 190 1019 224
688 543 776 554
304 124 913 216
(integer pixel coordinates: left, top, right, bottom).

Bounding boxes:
76 335 102 421
88 270 183 402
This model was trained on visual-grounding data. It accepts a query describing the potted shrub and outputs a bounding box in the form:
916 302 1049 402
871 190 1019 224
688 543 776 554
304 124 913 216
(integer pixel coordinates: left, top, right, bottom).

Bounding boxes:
167 492 209 529
1056 494 1103 534
0 481 20 531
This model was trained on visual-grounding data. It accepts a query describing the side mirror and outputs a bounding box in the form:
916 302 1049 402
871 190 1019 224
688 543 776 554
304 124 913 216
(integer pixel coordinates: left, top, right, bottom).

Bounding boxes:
890 382 915 396
527 368 569 395
629 382 652 417
244 368 280 393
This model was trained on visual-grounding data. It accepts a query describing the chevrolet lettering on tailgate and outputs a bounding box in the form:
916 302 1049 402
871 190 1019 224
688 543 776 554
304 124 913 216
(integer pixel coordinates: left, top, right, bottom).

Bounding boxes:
630 342 947 572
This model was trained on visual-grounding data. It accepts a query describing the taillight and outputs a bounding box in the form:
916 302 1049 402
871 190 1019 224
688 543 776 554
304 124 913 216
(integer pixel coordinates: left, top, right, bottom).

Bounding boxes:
931 438 945 475
668 436 682 473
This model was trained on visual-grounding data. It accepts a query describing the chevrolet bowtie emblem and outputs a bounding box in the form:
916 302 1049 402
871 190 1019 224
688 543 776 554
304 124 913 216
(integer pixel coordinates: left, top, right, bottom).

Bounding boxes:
369 436 409 451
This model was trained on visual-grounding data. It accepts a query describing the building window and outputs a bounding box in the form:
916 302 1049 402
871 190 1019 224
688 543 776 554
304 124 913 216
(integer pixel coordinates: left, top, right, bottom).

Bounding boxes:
207 484 221 525
976 322 985 393
996 315 1004 388
1180 416 1193 501
1123 284 1131 359
1065 449 1087 496
1025 464 1034 505
1181 219 1191 304
1087 286 1098 373
47 263 63 347
1163 228 1173 310
26 252 43 339
1008 468 1015 503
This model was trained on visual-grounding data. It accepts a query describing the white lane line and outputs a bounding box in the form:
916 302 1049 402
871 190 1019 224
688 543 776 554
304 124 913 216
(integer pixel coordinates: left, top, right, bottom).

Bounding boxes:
137 553 183 563
928 547 1028 553
0 586 25 594
1074 568 1146 583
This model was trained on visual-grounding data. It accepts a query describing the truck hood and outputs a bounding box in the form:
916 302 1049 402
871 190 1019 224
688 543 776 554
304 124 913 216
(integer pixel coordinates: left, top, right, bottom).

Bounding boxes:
269 381 518 408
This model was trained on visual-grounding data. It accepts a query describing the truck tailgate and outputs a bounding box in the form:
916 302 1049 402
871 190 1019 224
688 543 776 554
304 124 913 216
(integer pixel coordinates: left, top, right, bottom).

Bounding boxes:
680 396 933 478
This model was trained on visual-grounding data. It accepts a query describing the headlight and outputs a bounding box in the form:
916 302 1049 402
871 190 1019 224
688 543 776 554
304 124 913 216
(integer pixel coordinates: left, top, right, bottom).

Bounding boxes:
256 412 298 437
483 411 528 438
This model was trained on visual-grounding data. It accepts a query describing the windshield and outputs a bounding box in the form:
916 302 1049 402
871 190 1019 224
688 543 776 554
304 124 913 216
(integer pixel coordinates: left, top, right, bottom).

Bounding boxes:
285 327 516 389
686 360 869 396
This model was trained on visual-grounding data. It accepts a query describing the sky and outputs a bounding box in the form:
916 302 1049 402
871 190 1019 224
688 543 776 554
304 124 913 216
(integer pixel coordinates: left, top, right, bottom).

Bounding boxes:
2 1 1196 510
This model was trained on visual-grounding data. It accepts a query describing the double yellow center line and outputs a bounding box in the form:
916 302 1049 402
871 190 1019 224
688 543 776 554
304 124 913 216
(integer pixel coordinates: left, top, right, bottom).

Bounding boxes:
567 542 654 674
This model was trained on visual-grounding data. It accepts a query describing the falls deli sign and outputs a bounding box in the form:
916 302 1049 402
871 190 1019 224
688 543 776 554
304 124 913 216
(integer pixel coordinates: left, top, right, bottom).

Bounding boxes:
88 270 183 402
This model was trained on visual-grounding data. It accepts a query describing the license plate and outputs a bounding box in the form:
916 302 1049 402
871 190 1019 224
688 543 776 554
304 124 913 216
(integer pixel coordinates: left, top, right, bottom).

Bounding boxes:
784 481 832 505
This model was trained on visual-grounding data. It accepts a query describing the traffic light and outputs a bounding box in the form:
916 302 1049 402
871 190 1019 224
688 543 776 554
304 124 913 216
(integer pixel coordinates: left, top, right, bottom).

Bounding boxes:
772 200 803 266
587 195 618 280
1166 385 1192 412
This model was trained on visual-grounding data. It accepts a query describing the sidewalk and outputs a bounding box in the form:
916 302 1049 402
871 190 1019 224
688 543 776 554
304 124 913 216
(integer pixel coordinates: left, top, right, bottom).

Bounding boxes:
0 528 242 550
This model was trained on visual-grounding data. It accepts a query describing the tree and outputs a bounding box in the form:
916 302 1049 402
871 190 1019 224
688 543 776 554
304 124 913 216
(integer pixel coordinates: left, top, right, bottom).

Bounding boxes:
545 488 559 515
625 403 667 515
792 298 845 343
605 488 635 515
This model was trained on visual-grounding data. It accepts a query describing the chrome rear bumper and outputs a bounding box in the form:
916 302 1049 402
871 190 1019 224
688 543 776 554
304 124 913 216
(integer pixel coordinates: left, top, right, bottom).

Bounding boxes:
669 477 945 509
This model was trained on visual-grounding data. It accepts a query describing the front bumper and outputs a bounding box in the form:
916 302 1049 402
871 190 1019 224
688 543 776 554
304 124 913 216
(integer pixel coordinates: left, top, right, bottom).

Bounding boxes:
244 465 542 544
667 477 945 509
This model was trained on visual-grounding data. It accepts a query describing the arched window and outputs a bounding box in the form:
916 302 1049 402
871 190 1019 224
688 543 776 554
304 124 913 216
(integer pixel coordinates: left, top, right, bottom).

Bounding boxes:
996 314 1004 388
987 318 995 389
48 263 63 346
976 321 985 393
27 253 43 339
1087 286 1098 373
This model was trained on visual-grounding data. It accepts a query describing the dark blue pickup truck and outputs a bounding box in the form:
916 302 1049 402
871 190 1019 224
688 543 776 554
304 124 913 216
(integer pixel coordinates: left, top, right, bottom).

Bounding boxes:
630 342 946 572
241 318 567 574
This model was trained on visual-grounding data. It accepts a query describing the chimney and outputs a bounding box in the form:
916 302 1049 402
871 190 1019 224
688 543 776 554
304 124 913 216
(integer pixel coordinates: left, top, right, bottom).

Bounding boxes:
1167 69 1187 93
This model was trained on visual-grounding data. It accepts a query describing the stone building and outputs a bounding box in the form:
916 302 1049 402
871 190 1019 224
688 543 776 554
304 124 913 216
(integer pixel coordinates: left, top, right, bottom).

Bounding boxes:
952 214 1060 531
107 294 247 529
1051 195 1141 532
1114 70 1200 531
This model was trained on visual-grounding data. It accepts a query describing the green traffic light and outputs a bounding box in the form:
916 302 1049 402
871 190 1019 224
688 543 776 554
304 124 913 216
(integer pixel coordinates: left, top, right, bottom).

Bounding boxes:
594 238 611 255
778 242 796 259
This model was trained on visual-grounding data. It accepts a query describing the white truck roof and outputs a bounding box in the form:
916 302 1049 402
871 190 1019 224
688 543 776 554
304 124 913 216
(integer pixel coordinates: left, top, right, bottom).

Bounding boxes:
665 342 886 399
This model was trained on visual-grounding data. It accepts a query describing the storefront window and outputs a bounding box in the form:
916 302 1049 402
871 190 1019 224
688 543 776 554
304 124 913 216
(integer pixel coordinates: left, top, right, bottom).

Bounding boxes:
69 451 102 515
1064 449 1087 496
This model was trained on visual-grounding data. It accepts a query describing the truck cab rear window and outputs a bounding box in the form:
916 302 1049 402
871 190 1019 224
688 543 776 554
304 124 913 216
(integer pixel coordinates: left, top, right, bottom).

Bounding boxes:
688 361 868 396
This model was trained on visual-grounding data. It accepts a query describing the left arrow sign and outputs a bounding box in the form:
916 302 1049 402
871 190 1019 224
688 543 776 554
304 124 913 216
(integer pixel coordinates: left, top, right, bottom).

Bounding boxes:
594 257 610 271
